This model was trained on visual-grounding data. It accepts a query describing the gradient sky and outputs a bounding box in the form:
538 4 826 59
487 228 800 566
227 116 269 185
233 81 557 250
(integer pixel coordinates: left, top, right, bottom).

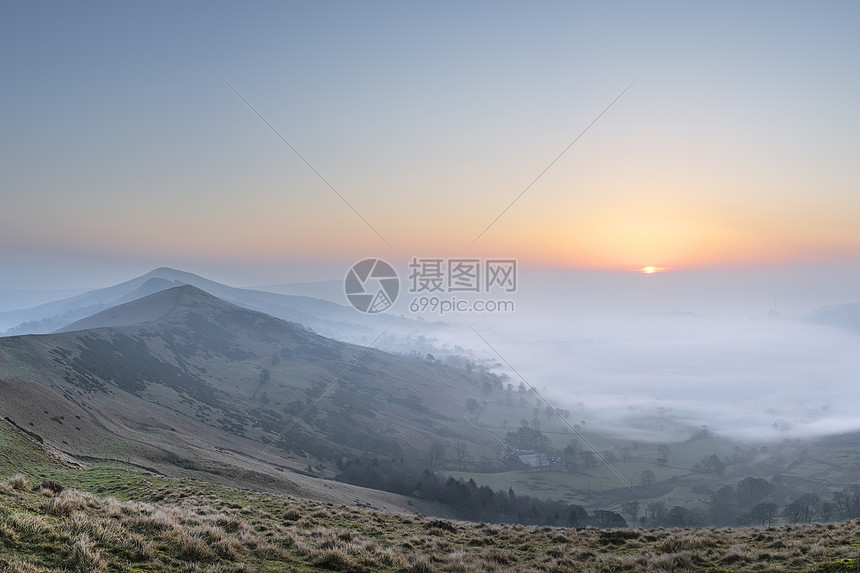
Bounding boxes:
2 1 859 288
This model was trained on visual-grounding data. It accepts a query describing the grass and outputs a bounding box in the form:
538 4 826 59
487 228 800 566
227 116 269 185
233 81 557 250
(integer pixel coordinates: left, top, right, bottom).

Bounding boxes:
3 468 860 572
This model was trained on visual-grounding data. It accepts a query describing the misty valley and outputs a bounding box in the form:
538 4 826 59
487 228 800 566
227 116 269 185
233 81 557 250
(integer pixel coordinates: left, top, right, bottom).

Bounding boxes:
3 268 860 571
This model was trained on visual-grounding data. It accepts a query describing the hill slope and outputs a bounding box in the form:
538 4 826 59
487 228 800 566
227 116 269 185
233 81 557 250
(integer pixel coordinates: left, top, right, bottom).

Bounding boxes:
0 286 494 494
2 459 860 573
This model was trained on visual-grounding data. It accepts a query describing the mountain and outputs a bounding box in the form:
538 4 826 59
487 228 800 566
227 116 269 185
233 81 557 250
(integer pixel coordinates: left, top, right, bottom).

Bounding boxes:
0 287 87 312
0 267 422 346
0 285 492 492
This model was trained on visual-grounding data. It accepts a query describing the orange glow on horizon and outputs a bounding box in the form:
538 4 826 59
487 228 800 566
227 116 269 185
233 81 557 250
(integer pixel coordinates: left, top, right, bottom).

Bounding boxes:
640 266 668 274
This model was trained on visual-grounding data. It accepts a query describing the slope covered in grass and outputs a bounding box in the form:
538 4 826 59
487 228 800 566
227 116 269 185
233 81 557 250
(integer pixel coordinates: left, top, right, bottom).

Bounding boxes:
3 464 860 573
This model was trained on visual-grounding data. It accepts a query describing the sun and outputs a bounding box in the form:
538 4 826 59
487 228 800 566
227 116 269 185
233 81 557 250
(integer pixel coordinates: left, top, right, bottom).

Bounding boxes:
640 266 667 274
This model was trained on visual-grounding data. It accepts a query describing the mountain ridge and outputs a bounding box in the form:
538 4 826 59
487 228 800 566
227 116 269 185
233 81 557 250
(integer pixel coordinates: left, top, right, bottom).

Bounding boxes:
0 284 492 496
0 267 423 347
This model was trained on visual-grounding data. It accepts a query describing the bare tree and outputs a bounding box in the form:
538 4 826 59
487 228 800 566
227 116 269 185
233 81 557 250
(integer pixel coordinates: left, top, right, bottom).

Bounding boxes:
427 443 445 471
749 502 778 526
646 500 666 524
456 440 467 470
784 493 821 523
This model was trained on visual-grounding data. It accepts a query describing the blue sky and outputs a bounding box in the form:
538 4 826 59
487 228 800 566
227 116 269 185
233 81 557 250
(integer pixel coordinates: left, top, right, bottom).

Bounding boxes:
2 1 860 288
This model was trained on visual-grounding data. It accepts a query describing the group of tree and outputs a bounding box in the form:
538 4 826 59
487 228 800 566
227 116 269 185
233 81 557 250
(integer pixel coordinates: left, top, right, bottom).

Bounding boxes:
337 456 626 527
706 477 775 525
705 479 860 526
780 486 860 524
504 426 551 453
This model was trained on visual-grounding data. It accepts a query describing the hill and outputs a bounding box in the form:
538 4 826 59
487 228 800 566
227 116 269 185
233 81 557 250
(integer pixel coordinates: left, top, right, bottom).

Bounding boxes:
5 284 860 532
0 267 422 347
2 456 860 572
3 420 859 572
0 286 495 496
809 303 860 334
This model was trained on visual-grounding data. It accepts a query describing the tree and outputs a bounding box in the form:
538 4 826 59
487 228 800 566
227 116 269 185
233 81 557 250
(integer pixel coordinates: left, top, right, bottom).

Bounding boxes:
427 443 445 471
455 440 468 471
580 450 597 468
736 477 772 509
783 500 804 523
709 485 735 525
561 443 578 468
620 500 640 522
591 510 627 528
639 469 656 486
819 501 835 522
666 506 695 527
784 493 821 523
833 486 860 519
748 502 778 526
465 398 480 415
506 426 551 453
645 500 666 524
700 454 726 476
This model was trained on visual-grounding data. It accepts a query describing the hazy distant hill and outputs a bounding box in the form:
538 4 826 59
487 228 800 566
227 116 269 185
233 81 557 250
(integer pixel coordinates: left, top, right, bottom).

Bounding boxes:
0 285 490 491
0 267 420 345
809 302 860 334
251 279 346 304
0 287 87 312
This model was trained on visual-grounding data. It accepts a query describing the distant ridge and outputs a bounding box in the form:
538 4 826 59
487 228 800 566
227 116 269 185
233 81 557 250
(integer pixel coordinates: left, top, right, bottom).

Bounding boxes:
57 284 222 332
809 302 860 334
1 267 421 345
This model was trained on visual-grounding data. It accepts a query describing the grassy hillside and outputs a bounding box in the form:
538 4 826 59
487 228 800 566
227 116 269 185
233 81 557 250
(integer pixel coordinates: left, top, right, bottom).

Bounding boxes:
4 284 860 535
0 286 500 495
2 424 860 573
5 324 860 573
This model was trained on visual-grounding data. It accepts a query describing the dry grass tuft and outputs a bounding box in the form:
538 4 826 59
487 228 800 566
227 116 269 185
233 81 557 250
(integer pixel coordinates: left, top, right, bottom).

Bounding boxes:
71 534 108 572
173 529 214 561
405 557 437 573
5 474 28 491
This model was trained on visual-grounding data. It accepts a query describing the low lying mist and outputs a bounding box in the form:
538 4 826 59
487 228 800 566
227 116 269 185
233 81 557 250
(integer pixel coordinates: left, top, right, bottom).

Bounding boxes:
390 264 860 443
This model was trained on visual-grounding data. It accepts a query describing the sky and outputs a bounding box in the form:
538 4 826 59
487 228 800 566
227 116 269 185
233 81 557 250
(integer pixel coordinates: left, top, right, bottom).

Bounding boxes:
3 1 860 443
2 1 860 289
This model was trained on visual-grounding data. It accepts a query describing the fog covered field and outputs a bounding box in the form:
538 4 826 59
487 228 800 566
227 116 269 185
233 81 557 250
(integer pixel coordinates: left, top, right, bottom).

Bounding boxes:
397 263 860 442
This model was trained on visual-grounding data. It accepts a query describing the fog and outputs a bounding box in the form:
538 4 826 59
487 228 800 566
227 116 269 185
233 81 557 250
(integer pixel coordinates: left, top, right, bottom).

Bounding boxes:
4 259 860 444
393 263 860 443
